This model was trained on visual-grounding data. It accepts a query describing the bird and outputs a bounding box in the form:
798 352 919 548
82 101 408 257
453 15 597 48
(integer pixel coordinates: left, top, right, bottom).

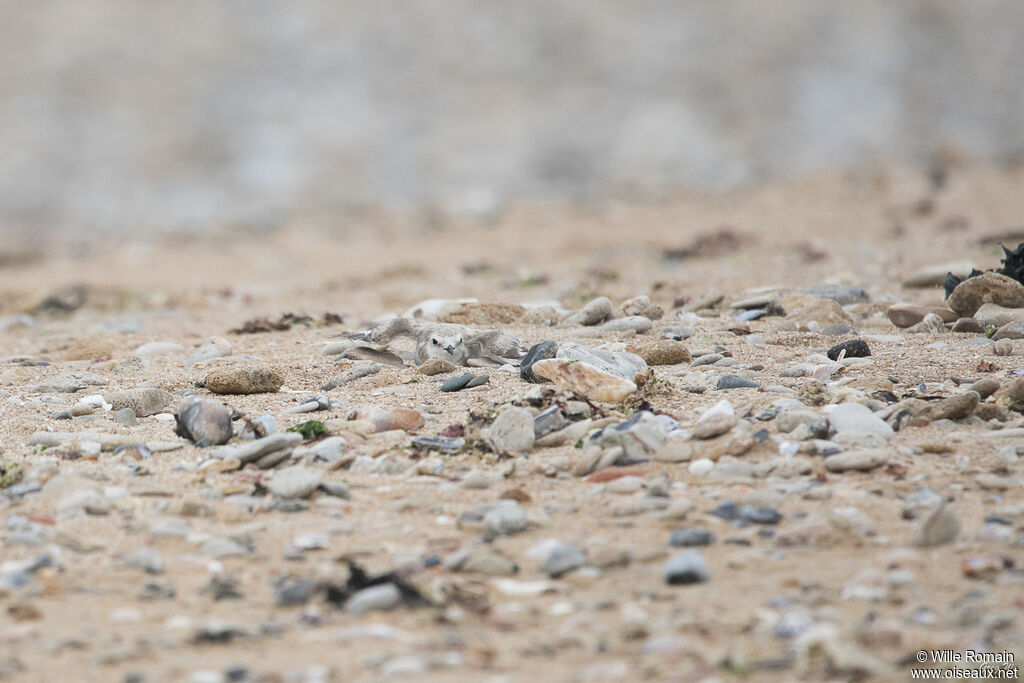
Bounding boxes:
360 317 523 366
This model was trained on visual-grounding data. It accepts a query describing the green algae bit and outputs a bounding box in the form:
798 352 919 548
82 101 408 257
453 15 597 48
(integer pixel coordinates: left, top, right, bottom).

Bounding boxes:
287 420 326 441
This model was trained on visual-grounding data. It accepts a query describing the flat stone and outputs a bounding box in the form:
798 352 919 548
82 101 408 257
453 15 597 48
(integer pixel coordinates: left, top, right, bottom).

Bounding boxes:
555 342 647 381
441 373 473 392
102 388 173 417
485 407 536 455
204 366 284 394
886 304 955 328
411 436 464 454
951 318 986 334
321 364 380 390
113 408 136 426
906 313 948 334
344 584 401 615
267 466 324 499
628 340 691 366
824 448 890 472
993 320 1024 340
692 400 737 439
973 303 1024 328
717 374 759 390
209 433 302 464
531 359 636 402
663 550 709 585
947 271 1024 318
559 297 612 326
669 528 714 547
600 316 652 333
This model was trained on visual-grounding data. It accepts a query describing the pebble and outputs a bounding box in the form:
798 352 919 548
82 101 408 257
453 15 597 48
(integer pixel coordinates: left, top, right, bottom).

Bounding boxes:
599 315 652 334
204 366 284 394
628 340 691 365
267 466 324 499
113 408 137 427
274 578 316 607
691 400 737 439
951 318 985 334
440 373 473 392
209 433 302 464
174 397 233 446
484 503 529 537
123 547 165 574
344 584 401 615
669 528 714 547
924 392 978 421
663 551 709 585
520 340 558 383
993 321 1024 340
826 339 871 360
411 436 464 454
371 408 423 433
133 341 186 358
827 403 893 442
973 303 1024 328
485 407 536 455
321 364 379 390
104 388 174 417
717 374 759 390
531 359 637 402
913 503 960 547
418 358 457 375
906 313 948 334
541 542 585 578
824 448 890 472
559 296 612 326
947 271 1024 318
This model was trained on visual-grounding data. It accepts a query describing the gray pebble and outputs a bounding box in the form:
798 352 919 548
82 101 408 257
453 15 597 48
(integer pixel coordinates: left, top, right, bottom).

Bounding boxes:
441 373 473 392
669 528 715 547
663 550 710 585
344 584 401 615
717 374 760 390
541 542 585 578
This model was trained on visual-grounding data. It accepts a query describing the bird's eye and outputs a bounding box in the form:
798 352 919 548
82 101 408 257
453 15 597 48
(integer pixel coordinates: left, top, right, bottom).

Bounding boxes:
432 338 439 345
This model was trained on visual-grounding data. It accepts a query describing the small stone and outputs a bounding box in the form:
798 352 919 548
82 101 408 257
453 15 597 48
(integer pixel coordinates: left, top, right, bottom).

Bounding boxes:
104 388 174 418
993 338 1014 356
531 359 636 402
123 548 165 574
541 542 585 578
669 528 714 547
204 366 284 394
924 392 978 421
828 403 893 441
372 408 423 433
174 397 233 446
973 303 1024 328
717 374 759 390
520 341 558 383
185 336 233 366
600 316 652 333
951 318 986 334
689 458 714 477
411 436 464 454
418 358 457 376
200 537 251 559
947 271 1024 318
484 503 529 537
739 505 782 524
274 578 316 607
448 547 518 575
441 373 473 392
663 551 709 585
113 408 137 427
321 364 380 390
484 407 536 455
906 313 948 334
968 377 1001 400
465 374 490 388
826 339 871 361
886 304 956 328
133 341 186 358
781 295 854 329
344 584 401 615
992 321 1024 341
268 467 324 499
824 448 890 472
692 400 737 439
559 297 612 326
628 340 691 366
913 503 959 547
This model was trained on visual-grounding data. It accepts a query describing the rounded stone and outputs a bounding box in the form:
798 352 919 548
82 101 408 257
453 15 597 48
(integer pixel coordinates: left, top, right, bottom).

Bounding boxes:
485 407 536 455
947 271 1024 318
663 550 710 585
267 466 324 499
174 397 233 446
629 340 691 366
204 366 284 394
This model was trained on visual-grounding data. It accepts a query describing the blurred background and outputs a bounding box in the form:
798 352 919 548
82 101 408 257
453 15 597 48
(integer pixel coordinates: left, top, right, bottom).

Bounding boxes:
1 0 1023 242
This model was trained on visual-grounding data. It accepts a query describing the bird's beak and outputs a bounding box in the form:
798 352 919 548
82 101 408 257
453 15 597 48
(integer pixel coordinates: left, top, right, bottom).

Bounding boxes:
445 345 456 354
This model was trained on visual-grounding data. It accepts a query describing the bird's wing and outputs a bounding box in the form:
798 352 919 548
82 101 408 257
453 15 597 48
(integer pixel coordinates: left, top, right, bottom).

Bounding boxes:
464 330 522 359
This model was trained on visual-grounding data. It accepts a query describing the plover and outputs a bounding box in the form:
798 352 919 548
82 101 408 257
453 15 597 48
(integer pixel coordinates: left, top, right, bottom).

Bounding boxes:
362 317 522 366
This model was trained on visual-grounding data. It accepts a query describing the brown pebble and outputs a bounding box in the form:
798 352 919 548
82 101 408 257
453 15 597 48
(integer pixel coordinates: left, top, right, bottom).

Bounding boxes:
627 340 691 366
204 366 284 394
499 488 531 503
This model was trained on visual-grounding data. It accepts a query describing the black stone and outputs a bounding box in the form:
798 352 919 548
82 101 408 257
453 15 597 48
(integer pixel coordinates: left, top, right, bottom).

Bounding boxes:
739 505 782 525
441 373 473 392
520 340 558 383
826 339 871 361
712 501 740 521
